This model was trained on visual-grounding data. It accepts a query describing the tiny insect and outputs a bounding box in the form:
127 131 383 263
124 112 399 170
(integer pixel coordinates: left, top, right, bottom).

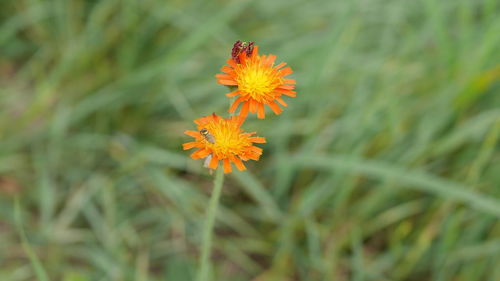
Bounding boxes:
232 40 255 63
200 128 215 144
200 128 216 172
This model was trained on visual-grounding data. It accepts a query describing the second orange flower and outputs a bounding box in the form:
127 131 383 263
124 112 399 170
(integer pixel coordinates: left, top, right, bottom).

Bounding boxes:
183 113 266 173
216 42 296 119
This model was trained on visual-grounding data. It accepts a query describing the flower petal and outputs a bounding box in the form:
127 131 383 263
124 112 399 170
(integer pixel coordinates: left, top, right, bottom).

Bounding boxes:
218 79 238 85
221 65 233 73
230 156 246 171
239 102 250 119
280 89 296 97
249 146 263 154
257 103 265 119
223 158 232 173
265 55 276 66
191 149 211 160
276 97 287 107
227 59 238 68
249 100 258 113
278 85 295 90
245 152 260 160
279 67 293 76
275 62 287 69
226 90 240 97
209 155 219 169
251 46 259 58
215 74 232 80
182 142 200 150
249 137 266 143
268 101 283 115
229 96 245 113
184 130 201 138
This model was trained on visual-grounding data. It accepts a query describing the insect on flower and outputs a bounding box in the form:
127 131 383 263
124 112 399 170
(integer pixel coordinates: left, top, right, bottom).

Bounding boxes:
199 128 216 169
216 41 296 119
200 128 216 144
231 41 254 63
183 113 266 173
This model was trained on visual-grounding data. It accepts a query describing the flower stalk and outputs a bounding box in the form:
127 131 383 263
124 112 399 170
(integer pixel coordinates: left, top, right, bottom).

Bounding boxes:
196 167 225 281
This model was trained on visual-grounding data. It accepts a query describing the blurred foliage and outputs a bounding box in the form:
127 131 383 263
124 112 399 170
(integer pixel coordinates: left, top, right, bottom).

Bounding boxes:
0 0 499 280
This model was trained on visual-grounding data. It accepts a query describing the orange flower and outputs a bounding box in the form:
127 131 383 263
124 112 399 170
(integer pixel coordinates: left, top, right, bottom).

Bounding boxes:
182 114 266 173
216 45 296 119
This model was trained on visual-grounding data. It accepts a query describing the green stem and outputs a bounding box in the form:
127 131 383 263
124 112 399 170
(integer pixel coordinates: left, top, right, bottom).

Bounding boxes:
14 195 51 281
196 167 225 281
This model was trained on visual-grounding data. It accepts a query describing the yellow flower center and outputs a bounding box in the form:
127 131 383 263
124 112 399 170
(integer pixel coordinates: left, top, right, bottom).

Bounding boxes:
203 119 250 158
235 59 282 102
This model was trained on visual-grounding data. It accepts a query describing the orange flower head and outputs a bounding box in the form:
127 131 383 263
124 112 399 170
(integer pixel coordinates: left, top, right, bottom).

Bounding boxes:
182 113 266 173
216 44 296 119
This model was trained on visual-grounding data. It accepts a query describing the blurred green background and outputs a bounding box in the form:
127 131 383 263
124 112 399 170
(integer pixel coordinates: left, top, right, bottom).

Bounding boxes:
1 0 500 280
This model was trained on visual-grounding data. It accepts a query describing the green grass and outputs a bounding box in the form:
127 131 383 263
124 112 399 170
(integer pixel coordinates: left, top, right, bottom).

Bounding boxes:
1 0 499 280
